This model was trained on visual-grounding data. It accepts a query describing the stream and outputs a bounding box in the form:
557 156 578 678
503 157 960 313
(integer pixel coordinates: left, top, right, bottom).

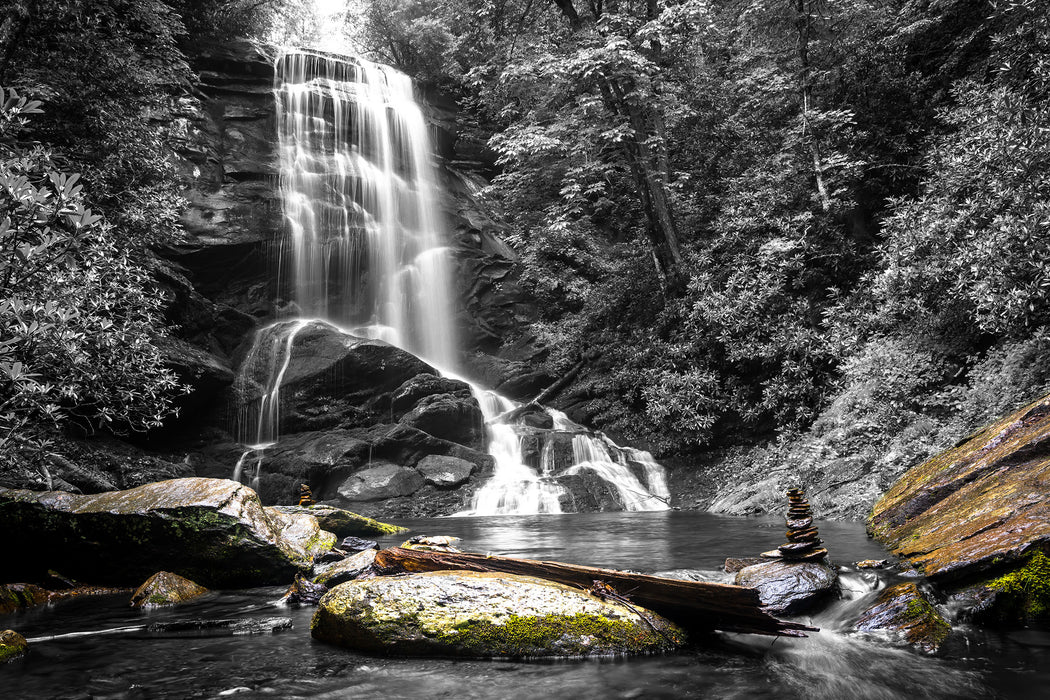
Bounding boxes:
2 511 1047 699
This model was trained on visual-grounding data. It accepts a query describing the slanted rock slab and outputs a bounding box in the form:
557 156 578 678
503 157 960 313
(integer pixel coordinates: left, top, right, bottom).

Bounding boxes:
313 549 377 587
311 570 686 658
853 582 950 654
272 505 407 536
0 478 335 587
131 572 209 609
735 560 838 614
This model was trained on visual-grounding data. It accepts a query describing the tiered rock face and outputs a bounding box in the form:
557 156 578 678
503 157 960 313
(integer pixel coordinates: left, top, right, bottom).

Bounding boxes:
762 488 828 562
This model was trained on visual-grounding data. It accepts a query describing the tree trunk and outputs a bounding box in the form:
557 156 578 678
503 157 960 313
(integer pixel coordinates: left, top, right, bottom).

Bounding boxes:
373 547 818 637
796 0 831 211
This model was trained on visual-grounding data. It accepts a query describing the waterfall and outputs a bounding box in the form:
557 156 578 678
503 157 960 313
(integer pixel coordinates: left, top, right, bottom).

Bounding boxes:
231 47 670 515
274 50 456 369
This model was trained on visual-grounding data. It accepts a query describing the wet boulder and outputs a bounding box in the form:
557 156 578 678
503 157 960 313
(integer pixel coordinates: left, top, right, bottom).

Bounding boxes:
311 570 685 658
0 478 335 587
130 572 209 609
868 392 1050 624
415 455 476 488
390 374 471 415
853 582 951 654
336 463 425 502
399 393 484 449
734 560 838 614
0 630 28 663
235 320 438 434
272 504 407 536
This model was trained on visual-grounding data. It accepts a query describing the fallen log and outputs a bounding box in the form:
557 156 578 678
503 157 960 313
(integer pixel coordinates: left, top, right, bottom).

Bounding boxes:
373 548 818 637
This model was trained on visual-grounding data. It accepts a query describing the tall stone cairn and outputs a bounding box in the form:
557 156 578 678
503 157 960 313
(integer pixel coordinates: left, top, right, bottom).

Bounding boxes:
761 488 828 562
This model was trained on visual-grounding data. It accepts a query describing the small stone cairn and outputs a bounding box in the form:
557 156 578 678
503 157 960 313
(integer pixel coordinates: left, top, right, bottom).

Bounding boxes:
298 484 315 507
761 488 828 562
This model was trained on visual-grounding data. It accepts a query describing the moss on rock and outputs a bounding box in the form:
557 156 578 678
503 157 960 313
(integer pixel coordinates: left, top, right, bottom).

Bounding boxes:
311 570 685 658
0 630 28 663
985 550 1050 622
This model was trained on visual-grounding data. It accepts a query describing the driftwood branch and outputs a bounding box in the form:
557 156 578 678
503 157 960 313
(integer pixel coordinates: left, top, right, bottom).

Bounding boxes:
531 359 585 405
373 548 817 637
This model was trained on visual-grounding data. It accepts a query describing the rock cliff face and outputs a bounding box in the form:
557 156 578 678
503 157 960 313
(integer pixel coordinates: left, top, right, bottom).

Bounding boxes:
121 41 543 515
868 392 1050 625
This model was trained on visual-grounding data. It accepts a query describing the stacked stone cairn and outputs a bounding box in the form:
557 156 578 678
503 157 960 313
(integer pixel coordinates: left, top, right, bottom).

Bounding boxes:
761 488 828 562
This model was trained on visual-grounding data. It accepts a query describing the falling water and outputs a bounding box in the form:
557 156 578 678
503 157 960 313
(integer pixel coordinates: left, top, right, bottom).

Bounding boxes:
232 47 670 515
274 49 456 369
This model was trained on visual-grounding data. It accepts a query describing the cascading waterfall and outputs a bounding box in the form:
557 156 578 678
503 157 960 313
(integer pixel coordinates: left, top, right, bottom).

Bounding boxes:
274 50 456 368
232 47 670 515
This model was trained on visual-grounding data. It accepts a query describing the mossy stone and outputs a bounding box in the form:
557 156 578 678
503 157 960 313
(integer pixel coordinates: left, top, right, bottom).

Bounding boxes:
311 570 685 658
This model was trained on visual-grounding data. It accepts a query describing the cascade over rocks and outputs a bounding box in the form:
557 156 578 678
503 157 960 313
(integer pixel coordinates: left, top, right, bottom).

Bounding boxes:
868 391 1050 624
0 478 335 587
853 582 951 654
310 570 685 658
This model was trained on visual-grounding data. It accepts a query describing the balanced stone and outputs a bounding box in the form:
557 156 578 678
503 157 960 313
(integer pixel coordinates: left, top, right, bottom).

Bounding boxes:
762 488 827 563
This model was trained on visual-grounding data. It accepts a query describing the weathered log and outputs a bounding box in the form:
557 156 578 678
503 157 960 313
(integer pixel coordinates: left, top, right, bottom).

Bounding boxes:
373 548 818 637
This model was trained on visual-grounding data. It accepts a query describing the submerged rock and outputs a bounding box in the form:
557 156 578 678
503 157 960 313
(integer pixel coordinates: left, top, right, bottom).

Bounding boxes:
0 478 335 587
130 572 208 609
734 560 838 614
868 392 1050 624
280 573 328 606
144 617 293 637
311 571 685 658
854 582 951 654
0 630 28 663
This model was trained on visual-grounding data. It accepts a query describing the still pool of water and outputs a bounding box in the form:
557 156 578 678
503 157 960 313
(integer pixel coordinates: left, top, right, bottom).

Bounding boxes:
2 511 1047 699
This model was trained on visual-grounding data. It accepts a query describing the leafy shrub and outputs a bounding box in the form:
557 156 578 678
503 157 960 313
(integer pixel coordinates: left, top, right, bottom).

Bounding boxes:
0 89 181 449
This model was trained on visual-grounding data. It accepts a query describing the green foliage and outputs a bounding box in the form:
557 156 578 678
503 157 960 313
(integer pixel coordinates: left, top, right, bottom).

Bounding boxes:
0 90 181 448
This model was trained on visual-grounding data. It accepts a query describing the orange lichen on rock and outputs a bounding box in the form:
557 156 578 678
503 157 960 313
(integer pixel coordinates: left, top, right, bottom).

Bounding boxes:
868 393 1050 583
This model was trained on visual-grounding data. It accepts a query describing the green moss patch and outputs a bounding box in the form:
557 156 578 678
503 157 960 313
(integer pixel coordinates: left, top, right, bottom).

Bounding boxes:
987 550 1050 622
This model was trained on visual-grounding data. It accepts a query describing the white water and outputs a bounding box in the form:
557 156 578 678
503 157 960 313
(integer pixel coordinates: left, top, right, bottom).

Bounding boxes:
231 48 670 515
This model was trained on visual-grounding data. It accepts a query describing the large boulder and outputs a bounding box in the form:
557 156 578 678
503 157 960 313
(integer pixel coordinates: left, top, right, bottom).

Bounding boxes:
0 478 335 587
734 560 838 614
868 392 1050 623
415 455 476 488
853 582 951 654
311 570 685 657
399 393 484 448
234 320 438 435
0 630 28 663
336 463 425 502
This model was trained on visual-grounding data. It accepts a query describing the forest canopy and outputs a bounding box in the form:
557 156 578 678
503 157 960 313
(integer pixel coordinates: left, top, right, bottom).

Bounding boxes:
1 0 1048 481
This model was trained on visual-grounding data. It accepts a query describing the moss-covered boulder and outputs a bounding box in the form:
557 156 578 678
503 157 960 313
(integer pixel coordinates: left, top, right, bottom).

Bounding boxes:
853 582 951 654
0 630 27 663
0 584 50 614
311 571 685 658
734 560 838 614
867 393 1050 623
272 504 407 536
130 572 208 608
0 478 335 587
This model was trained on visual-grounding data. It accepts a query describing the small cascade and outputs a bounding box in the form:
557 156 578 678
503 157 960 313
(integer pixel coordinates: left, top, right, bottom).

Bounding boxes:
465 388 566 515
230 319 310 487
459 398 670 516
